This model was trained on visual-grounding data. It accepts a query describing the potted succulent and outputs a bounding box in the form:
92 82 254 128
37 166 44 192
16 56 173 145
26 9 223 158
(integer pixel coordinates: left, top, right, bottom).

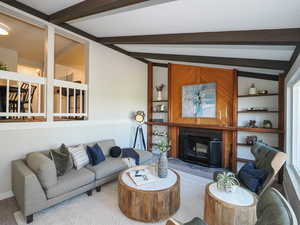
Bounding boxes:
0 62 8 71
157 140 170 178
216 172 240 193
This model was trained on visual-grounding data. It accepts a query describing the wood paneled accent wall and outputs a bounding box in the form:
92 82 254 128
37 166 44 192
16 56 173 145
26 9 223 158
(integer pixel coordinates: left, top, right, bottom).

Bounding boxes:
168 64 237 169
169 64 235 126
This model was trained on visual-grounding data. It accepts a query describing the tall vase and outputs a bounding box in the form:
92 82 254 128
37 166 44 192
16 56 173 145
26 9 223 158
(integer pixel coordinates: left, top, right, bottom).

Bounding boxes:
157 91 162 101
158 152 168 178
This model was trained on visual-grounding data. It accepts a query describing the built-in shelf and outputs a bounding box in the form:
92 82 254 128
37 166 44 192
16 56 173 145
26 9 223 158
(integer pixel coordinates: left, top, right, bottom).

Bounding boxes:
152 100 168 102
152 111 168 113
238 127 284 133
238 93 278 98
152 134 168 137
238 110 279 113
237 143 278 148
237 157 255 163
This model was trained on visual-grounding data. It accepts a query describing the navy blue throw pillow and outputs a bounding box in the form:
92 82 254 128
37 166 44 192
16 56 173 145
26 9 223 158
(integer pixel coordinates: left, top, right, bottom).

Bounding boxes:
87 144 105 166
238 162 268 193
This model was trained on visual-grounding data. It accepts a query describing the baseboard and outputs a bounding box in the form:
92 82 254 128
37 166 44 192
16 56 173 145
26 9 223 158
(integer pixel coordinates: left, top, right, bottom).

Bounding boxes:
0 190 14 200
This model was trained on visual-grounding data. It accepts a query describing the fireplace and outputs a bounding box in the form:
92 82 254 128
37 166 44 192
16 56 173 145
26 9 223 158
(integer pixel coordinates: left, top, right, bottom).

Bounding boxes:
179 128 222 167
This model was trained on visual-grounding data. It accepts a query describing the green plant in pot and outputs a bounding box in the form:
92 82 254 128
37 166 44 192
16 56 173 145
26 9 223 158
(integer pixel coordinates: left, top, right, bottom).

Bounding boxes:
216 172 240 193
157 140 170 178
0 62 8 71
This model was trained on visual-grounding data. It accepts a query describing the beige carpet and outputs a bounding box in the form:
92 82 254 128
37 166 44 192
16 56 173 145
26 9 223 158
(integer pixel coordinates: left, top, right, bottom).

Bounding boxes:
14 170 211 225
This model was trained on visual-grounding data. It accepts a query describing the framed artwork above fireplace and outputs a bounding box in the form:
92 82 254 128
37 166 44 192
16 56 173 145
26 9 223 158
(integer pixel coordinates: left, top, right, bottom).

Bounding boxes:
182 82 216 118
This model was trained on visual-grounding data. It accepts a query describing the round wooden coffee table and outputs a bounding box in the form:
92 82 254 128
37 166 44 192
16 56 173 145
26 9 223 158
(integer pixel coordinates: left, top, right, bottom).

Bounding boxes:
118 166 180 222
204 182 257 225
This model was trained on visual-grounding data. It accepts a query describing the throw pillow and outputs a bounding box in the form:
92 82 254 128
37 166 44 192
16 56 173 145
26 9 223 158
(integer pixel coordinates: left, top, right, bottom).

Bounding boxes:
26 152 57 190
49 150 69 176
87 144 106 166
59 144 73 171
238 161 268 193
110 146 122 158
49 144 73 176
68 144 90 170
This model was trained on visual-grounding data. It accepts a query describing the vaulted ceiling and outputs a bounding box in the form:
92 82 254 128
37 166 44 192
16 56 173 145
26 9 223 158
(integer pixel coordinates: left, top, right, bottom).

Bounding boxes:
1 0 300 78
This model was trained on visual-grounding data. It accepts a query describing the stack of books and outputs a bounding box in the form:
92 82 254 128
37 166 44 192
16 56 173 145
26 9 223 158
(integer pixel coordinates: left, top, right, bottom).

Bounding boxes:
127 168 157 186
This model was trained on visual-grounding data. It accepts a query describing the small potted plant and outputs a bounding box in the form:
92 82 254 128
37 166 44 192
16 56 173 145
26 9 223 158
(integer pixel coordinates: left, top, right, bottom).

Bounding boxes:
157 140 170 178
216 172 240 193
0 62 8 71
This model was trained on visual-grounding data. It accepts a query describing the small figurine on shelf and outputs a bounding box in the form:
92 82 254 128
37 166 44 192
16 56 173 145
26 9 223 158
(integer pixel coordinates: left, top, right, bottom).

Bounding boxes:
155 84 165 101
247 120 258 128
263 120 273 129
246 136 258 145
248 83 257 95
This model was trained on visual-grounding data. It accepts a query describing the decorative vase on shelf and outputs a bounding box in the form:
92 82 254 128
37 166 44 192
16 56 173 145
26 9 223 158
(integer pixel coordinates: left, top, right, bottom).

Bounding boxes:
155 84 165 101
158 152 168 178
157 91 162 101
248 83 257 95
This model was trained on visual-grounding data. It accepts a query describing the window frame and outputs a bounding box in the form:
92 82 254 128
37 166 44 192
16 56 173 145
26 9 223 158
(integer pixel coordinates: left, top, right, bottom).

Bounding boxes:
0 8 89 123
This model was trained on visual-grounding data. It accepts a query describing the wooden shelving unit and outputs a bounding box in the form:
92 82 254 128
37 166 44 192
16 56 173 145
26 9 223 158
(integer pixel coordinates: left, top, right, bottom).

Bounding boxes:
237 110 278 113
238 93 278 98
147 63 170 154
236 73 285 181
237 127 284 133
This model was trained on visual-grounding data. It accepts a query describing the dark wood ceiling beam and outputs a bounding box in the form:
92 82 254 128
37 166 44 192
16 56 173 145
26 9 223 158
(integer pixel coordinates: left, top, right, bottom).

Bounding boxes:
237 71 279 81
98 28 300 45
130 52 289 70
49 0 151 24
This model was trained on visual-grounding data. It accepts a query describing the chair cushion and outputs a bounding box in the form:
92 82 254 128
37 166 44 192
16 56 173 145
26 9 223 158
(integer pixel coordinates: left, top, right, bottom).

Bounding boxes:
135 149 153 164
256 188 296 225
97 139 116 156
86 157 128 180
26 152 57 190
46 168 95 199
86 144 105 166
238 162 268 193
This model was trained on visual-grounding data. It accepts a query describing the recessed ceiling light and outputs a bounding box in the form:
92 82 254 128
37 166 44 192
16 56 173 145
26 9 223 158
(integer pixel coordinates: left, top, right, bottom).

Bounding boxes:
0 23 9 35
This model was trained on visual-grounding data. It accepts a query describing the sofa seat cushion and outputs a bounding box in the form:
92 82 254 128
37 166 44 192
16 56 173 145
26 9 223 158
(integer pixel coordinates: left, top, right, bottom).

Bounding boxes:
86 158 128 180
46 168 95 199
135 149 153 164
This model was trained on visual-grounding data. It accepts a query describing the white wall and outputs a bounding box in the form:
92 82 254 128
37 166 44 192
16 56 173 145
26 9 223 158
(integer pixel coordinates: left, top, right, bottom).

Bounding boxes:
0 46 17 72
0 40 147 199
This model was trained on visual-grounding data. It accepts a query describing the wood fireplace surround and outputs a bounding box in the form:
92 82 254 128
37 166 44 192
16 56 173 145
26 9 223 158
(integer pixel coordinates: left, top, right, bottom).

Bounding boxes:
147 63 237 170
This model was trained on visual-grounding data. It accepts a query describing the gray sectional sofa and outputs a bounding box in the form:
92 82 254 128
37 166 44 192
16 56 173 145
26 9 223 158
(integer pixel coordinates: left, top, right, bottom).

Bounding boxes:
11 139 155 224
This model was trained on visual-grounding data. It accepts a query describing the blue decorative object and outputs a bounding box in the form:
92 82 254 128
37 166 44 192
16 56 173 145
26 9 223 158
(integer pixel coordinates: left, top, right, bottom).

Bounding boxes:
122 148 140 165
86 144 106 166
182 82 216 118
238 161 268 193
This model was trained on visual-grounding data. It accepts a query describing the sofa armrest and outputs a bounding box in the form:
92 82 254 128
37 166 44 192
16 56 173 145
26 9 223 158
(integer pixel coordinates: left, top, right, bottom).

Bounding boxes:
12 159 47 216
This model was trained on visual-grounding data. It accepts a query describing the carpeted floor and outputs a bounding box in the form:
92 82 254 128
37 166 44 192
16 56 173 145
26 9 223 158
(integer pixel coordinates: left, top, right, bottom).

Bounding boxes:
14 170 211 225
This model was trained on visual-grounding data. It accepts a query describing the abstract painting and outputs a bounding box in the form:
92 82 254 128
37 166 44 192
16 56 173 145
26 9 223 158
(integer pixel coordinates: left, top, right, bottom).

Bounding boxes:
182 82 216 118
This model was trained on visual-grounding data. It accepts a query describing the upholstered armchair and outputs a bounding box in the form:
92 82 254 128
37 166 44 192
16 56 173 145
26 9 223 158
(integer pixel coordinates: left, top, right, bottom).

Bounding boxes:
214 142 287 195
166 188 298 225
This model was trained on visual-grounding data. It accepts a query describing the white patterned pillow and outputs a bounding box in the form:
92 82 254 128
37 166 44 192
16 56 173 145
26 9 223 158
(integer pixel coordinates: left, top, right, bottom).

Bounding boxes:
68 144 89 170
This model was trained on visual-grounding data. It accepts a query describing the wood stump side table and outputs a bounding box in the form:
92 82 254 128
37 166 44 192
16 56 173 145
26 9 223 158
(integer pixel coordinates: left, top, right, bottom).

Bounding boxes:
204 182 257 225
118 166 180 222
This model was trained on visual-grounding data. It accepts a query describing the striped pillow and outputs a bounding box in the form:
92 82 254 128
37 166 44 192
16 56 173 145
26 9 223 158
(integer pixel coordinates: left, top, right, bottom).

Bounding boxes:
68 144 89 170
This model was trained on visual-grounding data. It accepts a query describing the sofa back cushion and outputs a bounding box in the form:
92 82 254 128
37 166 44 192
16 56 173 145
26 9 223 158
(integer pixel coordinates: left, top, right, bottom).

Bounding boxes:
97 139 116 156
26 152 57 190
256 188 298 225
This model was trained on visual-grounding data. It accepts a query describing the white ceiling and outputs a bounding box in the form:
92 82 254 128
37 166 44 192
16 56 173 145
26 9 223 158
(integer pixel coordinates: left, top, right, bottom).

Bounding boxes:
20 0 84 15
2 0 300 74
70 0 300 37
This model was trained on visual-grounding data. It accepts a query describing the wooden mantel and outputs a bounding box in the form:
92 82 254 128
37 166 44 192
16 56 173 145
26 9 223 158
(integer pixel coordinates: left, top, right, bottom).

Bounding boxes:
146 121 236 131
